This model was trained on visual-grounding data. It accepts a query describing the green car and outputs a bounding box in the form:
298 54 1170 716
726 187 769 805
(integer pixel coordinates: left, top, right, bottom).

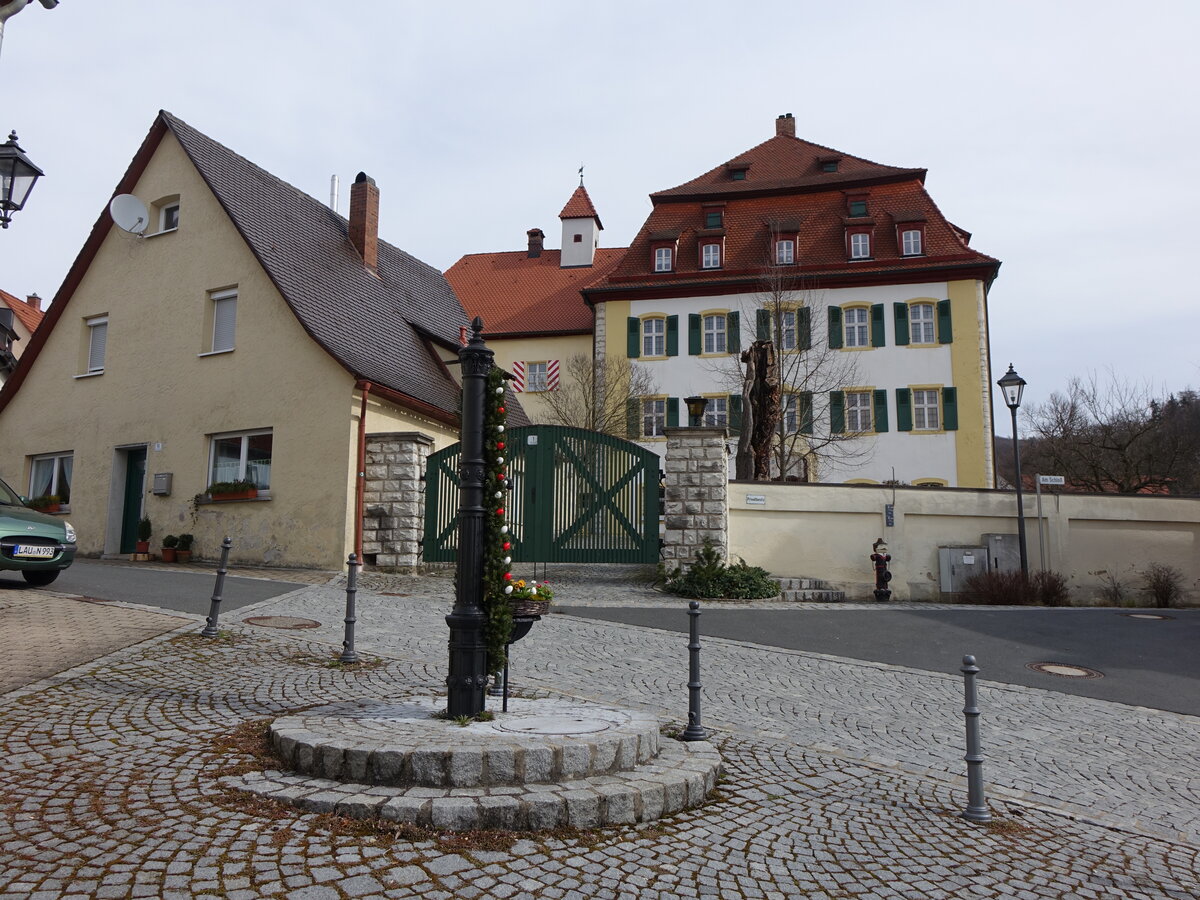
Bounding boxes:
0 476 77 586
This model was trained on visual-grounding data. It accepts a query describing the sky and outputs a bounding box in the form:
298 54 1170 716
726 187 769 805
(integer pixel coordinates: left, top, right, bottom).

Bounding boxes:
2 1 1197 430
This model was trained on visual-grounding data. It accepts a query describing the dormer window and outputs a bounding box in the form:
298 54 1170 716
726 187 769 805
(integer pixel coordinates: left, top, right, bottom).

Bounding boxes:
704 210 723 228
848 199 868 217
701 242 722 269
819 155 842 173
726 162 750 181
775 239 795 265
849 231 872 260
654 246 673 272
901 228 923 256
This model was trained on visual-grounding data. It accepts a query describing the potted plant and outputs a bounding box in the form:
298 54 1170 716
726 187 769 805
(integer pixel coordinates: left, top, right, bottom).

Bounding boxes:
207 479 258 501
176 533 194 563
161 534 179 563
506 577 553 616
136 517 152 554
27 494 62 513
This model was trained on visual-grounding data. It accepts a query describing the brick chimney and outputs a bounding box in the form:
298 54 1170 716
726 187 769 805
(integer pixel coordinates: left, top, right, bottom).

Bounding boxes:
349 172 379 271
776 113 796 138
25 293 41 311
527 228 545 258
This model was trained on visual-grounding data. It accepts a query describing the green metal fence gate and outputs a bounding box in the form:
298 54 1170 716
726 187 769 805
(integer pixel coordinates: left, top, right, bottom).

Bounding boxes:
423 425 660 563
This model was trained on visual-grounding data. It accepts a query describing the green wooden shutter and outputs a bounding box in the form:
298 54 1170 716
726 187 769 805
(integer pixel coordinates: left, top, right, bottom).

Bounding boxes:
830 390 845 433
937 299 953 344
688 314 701 355
873 389 889 433
828 307 843 349
870 303 886 347
798 307 811 350
729 394 742 434
626 398 640 438
893 302 910 346
756 308 771 341
896 388 913 432
727 311 740 353
627 317 640 358
800 391 814 434
666 315 679 357
942 387 958 430
667 397 680 428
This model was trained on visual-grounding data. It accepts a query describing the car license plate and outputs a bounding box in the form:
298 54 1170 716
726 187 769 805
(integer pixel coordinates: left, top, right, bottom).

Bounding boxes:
14 545 56 559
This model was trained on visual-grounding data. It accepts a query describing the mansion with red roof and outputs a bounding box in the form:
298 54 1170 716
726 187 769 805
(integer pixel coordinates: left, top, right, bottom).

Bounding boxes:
451 113 1002 487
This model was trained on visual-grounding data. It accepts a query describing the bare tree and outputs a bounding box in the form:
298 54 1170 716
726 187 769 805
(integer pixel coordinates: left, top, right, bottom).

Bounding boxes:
722 250 872 481
540 353 657 436
1022 373 1198 494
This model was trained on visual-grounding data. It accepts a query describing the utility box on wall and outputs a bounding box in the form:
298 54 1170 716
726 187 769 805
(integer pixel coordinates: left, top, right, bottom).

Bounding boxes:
983 533 1020 574
939 547 987 593
152 473 173 496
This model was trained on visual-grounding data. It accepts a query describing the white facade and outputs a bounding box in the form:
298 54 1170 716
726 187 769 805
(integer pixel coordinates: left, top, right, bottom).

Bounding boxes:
620 280 973 485
559 216 599 267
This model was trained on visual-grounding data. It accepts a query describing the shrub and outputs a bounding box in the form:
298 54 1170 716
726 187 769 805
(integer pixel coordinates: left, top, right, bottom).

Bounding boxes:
1094 570 1133 606
137 517 152 542
663 541 780 600
162 534 179 549
960 570 1070 606
1141 563 1184 609
177 533 194 552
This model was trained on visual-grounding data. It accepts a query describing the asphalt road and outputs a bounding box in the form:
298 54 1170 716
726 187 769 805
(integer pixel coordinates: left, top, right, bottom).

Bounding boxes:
558 605 1200 717
0 558 306 615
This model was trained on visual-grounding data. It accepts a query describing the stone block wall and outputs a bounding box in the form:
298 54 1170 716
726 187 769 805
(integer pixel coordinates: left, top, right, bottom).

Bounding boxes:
662 426 729 568
362 432 433 571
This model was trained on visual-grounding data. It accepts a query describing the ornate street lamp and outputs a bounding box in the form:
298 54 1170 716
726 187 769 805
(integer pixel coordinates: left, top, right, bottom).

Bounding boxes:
684 395 709 427
997 364 1028 576
0 131 43 229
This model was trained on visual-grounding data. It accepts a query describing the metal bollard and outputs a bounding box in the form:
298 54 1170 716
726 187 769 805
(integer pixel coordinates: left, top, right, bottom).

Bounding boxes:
960 654 992 823
200 537 233 637
681 600 708 741
340 553 360 664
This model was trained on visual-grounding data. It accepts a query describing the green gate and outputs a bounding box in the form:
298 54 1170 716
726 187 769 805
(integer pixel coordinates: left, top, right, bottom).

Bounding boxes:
423 425 660 563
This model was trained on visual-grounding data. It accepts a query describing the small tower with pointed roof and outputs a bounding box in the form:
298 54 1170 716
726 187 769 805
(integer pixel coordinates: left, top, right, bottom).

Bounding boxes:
558 183 603 268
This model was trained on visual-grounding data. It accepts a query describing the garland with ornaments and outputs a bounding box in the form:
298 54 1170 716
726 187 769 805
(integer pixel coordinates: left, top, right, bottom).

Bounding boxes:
481 366 514 674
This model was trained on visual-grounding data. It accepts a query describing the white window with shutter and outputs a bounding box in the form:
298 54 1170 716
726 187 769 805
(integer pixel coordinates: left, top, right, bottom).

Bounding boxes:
86 316 107 374
211 289 237 353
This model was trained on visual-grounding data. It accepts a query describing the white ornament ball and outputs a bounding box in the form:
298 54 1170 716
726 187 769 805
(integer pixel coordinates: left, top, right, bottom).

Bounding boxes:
504 556 511 565
497 425 505 433
496 456 505 465
504 585 513 594
500 525 509 534
495 491 502 499
496 387 504 394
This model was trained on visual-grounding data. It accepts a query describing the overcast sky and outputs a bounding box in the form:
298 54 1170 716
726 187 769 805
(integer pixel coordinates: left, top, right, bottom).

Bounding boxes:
2 1 1196 427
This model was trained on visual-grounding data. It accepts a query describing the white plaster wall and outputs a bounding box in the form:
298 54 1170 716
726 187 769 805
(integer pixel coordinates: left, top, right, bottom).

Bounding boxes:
559 217 599 268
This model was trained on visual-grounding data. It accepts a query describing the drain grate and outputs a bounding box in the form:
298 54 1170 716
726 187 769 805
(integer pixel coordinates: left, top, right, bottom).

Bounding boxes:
1026 661 1103 679
242 615 321 630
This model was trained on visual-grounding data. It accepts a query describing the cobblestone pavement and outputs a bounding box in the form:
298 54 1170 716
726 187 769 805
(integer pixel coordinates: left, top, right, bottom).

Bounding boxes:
1 571 1198 898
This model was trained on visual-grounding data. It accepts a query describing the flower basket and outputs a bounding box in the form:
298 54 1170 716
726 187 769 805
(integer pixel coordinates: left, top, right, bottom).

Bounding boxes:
509 597 550 617
207 480 259 501
506 578 553 617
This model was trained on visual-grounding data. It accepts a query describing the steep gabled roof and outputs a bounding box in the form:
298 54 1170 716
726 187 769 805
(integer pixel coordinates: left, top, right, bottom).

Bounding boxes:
446 247 624 337
558 185 603 229
0 289 43 334
0 112 473 424
161 112 467 418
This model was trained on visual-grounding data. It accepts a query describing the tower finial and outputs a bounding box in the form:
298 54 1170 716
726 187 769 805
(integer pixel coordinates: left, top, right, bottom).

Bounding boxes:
578 163 584 186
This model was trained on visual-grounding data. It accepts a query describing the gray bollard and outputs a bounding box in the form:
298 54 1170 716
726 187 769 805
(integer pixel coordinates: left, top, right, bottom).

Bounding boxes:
682 600 708 741
200 537 233 638
960 654 992 823
340 553 360 664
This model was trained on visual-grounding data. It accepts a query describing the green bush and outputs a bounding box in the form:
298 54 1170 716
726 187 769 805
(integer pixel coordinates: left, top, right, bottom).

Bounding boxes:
960 570 1070 606
162 534 179 549
177 533 194 552
663 541 780 600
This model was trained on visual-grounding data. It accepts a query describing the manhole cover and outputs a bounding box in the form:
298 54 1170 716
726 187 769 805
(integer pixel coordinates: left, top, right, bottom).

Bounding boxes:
242 616 321 630
1027 662 1103 679
495 715 613 735
1121 613 1173 620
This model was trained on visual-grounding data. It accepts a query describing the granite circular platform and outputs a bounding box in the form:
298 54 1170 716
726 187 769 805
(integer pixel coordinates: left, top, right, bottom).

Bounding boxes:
223 697 722 830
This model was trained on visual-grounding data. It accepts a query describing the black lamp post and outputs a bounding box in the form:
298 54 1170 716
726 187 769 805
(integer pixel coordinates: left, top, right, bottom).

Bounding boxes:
446 316 492 716
0 131 43 229
997 364 1028 577
684 395 709 427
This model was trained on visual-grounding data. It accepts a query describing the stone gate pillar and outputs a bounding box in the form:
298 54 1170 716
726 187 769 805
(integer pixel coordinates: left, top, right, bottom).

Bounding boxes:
662 426 729 569
362 432 434 571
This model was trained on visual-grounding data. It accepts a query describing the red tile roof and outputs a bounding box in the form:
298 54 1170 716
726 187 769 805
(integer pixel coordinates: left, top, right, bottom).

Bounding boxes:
559 186 603 229
591 133 999 296
446 247 625 337
0 289 44 334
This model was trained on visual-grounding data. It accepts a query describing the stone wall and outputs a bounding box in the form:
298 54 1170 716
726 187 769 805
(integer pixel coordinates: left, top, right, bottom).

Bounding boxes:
362 432 433 571
662 427 729 568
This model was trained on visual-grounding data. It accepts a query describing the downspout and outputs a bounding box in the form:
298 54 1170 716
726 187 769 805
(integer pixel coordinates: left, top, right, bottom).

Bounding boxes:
355 380 371 562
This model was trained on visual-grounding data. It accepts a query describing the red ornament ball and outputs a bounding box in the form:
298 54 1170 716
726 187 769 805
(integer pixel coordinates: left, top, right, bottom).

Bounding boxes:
497 473 505 480
496 508 505 516
498 406 505 413
503 542 511 551
504 572 513 581
497 441 505 449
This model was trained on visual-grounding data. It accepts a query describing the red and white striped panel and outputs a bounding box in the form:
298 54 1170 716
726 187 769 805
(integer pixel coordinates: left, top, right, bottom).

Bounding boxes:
546 359 559 391
511 361 525 392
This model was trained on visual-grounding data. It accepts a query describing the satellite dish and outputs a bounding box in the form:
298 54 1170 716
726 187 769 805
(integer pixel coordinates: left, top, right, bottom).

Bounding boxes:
109 194 148 235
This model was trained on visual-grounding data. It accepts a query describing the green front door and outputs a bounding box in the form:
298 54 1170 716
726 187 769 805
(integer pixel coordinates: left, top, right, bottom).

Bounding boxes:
119 448 147 554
